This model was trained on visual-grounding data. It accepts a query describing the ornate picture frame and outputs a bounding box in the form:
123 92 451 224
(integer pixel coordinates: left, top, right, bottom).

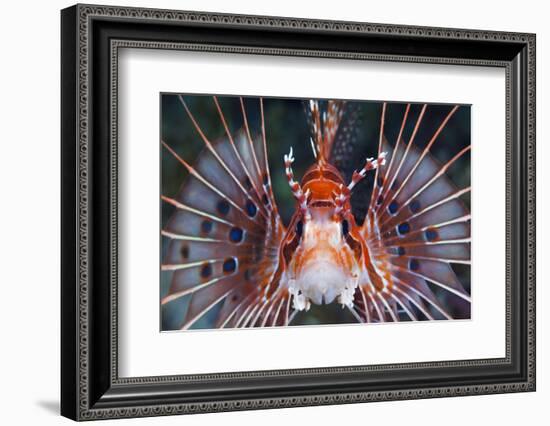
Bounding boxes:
61 4 535 420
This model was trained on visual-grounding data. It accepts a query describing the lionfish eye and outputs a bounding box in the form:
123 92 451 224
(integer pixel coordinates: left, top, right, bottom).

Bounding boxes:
341 219 349 236
295 220 303 238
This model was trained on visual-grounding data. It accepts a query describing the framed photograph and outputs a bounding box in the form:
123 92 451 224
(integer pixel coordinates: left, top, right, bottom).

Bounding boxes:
61 4 536 421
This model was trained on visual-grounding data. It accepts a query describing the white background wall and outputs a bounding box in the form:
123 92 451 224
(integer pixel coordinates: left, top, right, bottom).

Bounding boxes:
0 0 546 424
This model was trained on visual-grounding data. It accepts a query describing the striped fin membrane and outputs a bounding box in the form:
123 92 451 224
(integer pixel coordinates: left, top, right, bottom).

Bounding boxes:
351 103 471 322
304 99 346 161
161 96 287 329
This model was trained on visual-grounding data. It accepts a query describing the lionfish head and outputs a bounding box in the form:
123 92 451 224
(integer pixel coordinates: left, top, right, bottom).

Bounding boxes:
279 148 386 311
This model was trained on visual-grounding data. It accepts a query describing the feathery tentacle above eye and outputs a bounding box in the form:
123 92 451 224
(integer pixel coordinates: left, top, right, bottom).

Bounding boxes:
284 147 311 218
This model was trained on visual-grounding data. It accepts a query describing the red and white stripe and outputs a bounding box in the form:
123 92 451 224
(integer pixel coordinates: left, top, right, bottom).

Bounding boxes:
347 152 387 192
334 151 387 217
284 147 310 218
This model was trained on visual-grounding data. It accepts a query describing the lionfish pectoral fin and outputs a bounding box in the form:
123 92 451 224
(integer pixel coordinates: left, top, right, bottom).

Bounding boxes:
353 104 470 323
161 97 286 330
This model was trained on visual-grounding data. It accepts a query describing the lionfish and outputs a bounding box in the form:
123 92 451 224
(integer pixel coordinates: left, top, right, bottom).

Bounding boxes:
161 96 471 330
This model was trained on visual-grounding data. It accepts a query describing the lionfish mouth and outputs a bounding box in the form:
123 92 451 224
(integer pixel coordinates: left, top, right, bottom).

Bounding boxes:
285 262 359 311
